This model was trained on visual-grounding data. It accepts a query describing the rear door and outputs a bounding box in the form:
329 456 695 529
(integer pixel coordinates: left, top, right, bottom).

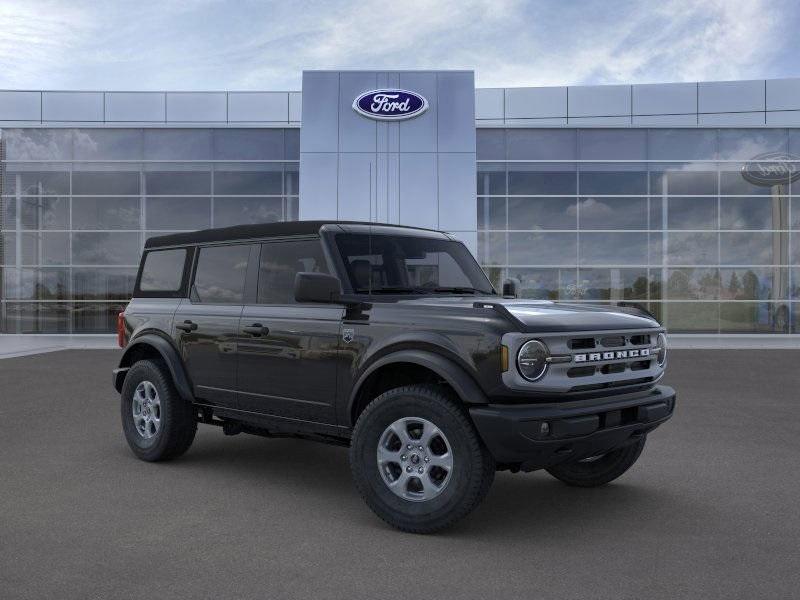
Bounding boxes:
173 243 255 408
236 237 343 425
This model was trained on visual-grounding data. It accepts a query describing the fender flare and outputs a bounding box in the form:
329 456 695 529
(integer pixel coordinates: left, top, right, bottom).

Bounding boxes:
114 334 195 403
348 349 489 420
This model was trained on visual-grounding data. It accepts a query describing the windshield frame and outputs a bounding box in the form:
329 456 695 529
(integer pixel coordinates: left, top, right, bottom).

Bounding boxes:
327 230 496 297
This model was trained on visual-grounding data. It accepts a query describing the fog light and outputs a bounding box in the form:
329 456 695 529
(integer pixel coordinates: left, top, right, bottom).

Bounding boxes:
540 422 550 435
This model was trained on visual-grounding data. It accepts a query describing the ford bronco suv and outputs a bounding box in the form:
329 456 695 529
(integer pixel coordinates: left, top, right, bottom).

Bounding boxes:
114 221 675 533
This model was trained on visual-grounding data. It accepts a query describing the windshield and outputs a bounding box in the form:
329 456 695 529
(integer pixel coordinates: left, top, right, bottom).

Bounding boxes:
334 233 495 295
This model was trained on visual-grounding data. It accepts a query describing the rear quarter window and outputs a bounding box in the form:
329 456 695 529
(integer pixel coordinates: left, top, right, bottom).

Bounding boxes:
136 248 189 296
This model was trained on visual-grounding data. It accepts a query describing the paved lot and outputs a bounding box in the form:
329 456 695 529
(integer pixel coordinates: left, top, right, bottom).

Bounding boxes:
1 349 799 600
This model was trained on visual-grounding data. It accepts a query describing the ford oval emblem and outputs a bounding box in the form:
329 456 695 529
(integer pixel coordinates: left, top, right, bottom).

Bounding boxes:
352 89 428 121
741 152 800 187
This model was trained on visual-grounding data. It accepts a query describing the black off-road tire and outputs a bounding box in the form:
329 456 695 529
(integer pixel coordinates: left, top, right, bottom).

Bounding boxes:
546 435 647 487
350 384 495 534
121 359 197 462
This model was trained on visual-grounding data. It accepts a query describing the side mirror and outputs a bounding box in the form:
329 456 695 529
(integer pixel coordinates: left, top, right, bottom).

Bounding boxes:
502 278 519 298
294 272 343 303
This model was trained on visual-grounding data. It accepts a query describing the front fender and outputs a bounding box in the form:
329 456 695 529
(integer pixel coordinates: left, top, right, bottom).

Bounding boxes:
114 334 194 403
348 349 489 417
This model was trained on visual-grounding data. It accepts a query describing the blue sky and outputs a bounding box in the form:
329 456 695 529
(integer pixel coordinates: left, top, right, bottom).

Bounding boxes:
1 0 798 90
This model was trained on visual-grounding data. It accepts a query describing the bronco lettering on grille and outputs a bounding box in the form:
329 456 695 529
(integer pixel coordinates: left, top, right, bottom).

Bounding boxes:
574 348 651 363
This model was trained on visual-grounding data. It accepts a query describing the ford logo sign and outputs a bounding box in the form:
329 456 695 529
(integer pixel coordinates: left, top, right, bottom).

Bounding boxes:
741 152 800 187
352 89 428 121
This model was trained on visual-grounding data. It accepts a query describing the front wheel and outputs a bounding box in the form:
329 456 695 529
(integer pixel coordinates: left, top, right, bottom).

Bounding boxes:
545 435 647 487
350 385 495 534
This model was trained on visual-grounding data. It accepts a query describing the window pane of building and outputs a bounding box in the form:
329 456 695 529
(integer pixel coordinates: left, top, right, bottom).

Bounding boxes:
4 129 73 160
476 129 505 160
143 129 213 160
508 267 577 300
648 129 717 161
719 302 784 333
20 196 69 230
213 197 283 227
720 267 788 301
3 267 69 300
718 129 788 160
73 171 140 195
213 169 282 195
72 232 141 265
720 196 787 230
213 129 285 160
72 197 140 230
650 169 717 195
477 232 506 266
477 197 506 230
73 302 129 333
21 232 70 265
145 171 210 195
477 165 505 195
578 197 648 230
663 197 718 230
145 197 211 230
507 197 576 230
666 232 719 265
576 268 649 301
578 233 648 266
3 302 71 333
666 268 720 300
507 129 576 160
508 168 575 195
73 267 138 300
665 301 719 333
720 232 783 265
579 129 647 160
579 171 648 195
509 232 577 266
73 129 143 160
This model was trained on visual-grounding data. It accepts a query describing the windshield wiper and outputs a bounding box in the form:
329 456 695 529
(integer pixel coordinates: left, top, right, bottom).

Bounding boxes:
430 287 490 295
353 286 425 295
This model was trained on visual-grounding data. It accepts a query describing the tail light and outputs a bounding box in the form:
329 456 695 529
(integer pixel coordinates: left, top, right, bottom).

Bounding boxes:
117 312 126 348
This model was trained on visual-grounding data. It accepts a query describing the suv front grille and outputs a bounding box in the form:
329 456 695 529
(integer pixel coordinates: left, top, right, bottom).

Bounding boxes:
502 328 665 395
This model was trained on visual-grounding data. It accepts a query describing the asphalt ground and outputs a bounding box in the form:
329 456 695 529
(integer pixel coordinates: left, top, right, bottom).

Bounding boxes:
1 349 798 599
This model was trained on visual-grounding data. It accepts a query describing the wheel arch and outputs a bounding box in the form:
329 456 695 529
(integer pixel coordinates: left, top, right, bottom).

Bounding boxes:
348 349 488 426
115 333 194 403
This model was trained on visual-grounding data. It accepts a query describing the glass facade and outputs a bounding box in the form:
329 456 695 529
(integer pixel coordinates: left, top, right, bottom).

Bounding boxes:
477 128 800 334
0 128 299 333
2 125 799 335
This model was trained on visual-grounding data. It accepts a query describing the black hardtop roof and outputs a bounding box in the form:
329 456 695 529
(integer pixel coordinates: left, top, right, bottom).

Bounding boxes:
144 221 446 249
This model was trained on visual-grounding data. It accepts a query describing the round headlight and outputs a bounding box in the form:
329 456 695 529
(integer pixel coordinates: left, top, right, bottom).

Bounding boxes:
517 340 550 381
655 332 667 366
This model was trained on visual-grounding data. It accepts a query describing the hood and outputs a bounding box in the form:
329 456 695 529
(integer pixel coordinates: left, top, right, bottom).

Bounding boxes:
395 296 659 333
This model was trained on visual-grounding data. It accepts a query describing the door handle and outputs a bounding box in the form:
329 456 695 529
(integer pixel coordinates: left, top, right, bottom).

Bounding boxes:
242 323 269 336
176 320 198 332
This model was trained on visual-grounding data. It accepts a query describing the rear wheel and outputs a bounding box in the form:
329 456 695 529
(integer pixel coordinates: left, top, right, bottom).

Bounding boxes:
121 359 197 462
545 436 647 487
350 384 494 533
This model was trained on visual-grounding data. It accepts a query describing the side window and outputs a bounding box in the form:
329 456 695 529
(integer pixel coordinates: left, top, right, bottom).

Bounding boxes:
192 244 250 304
258 239 328 304
138 248 187 293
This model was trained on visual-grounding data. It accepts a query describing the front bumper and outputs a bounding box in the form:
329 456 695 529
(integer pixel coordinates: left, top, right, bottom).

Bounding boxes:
470 385 675 471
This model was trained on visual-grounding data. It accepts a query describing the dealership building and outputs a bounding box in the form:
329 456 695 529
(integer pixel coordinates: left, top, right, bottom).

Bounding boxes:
1 70 799 338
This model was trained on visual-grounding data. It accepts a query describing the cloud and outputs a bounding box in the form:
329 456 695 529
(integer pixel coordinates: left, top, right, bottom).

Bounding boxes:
0 0 795 90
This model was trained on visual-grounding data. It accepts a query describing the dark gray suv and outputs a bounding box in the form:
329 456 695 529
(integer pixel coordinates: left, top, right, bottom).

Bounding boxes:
114 221 675 533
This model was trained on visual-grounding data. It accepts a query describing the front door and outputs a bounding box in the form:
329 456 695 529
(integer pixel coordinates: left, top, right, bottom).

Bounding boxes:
236 238 343 425
174 243 254 408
